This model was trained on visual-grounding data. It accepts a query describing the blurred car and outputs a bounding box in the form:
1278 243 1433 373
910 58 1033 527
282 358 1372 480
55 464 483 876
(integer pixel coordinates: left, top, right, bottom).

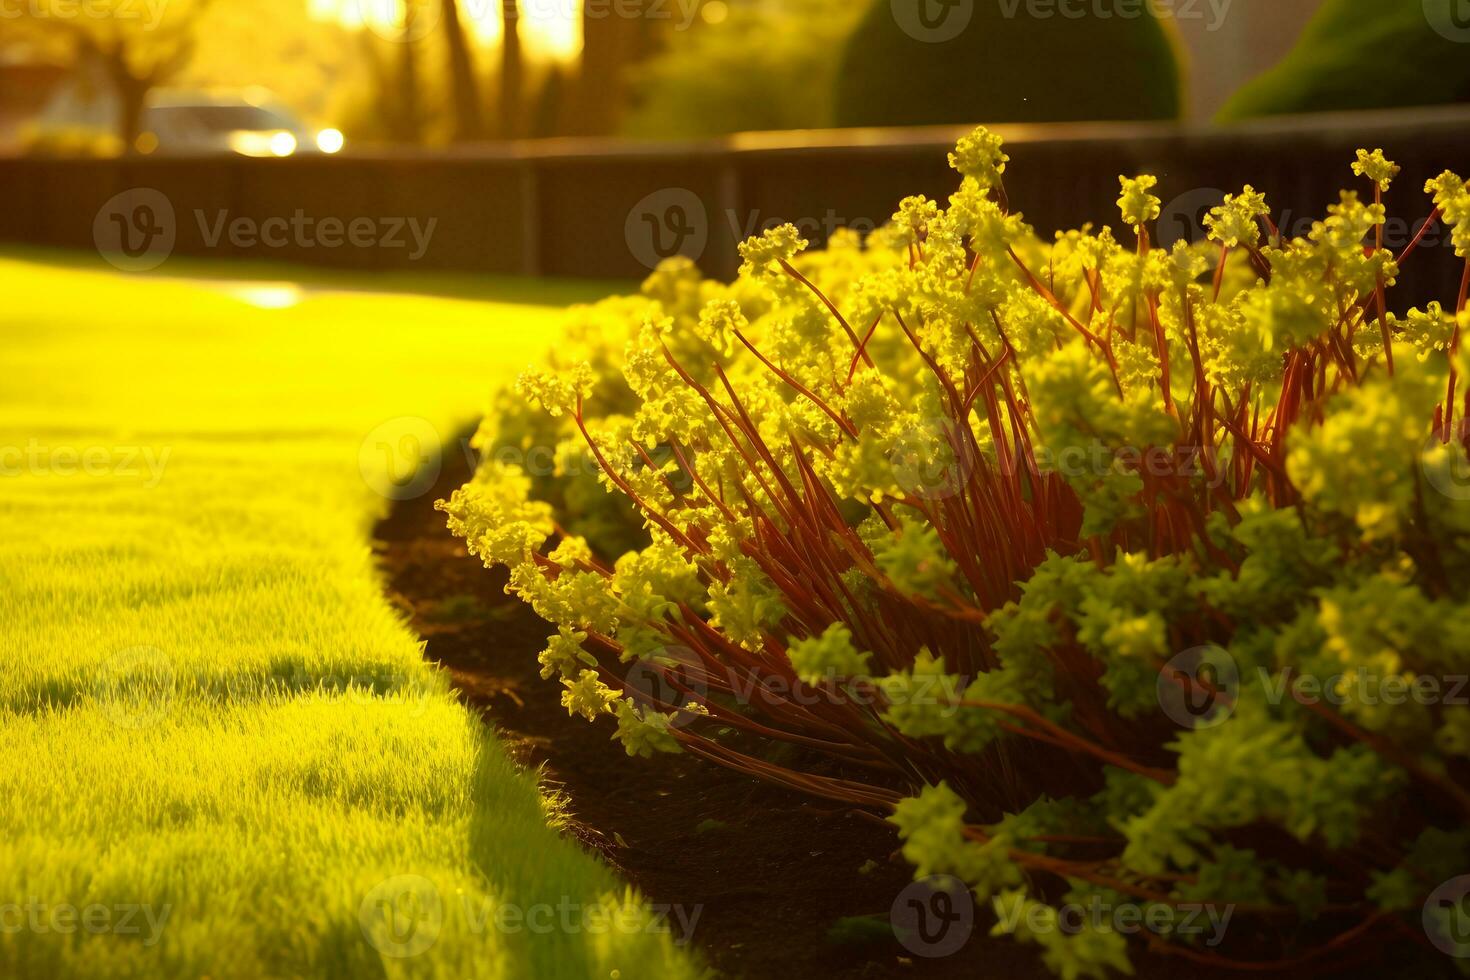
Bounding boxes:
137 90 345 158
29 81 344 158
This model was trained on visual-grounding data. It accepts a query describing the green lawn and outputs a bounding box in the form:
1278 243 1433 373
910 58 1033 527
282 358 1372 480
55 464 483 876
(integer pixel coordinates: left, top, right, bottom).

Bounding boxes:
0 251 703 979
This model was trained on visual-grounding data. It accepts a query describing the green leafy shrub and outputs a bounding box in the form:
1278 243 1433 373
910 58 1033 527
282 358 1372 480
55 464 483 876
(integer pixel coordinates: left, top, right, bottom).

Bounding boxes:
446 129 1470 973
832 4 1181 127
622 0 865 138
1219 0 1470 121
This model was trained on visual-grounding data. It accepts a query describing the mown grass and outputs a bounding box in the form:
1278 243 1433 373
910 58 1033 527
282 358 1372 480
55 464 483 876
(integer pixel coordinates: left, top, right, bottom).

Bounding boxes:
0 252 703 979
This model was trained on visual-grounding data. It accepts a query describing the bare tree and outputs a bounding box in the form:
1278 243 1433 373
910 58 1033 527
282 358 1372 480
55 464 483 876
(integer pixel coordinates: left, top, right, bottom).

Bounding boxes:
441 0 486 141
4 0 216 149
499 0 523 139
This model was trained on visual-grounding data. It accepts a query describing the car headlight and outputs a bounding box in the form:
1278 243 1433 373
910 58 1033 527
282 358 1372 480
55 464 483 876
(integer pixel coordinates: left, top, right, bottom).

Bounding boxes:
269 131 297 158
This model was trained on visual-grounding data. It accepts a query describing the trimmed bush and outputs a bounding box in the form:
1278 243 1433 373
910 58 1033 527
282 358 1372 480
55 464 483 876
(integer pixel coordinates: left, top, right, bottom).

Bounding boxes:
1219 0 1470 121
448 129 1470 974
832 3 1182 127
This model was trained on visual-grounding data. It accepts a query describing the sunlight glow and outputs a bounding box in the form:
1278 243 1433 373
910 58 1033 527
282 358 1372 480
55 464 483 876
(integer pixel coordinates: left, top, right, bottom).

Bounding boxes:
314 0 583 62
226 284 306 310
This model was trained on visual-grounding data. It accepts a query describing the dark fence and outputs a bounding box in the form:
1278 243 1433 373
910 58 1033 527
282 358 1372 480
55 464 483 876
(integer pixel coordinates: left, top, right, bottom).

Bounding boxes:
2 106 1469 301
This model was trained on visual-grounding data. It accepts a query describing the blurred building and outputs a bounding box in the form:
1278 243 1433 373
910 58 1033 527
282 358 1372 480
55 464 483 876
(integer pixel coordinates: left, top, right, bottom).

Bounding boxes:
0 55 67 151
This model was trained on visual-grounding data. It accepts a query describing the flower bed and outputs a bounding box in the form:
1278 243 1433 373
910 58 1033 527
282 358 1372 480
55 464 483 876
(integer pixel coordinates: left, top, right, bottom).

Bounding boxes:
445 129 1470 975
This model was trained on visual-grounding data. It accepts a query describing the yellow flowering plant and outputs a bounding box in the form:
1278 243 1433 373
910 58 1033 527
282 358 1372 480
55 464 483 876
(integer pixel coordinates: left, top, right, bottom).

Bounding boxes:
445 129 1470 975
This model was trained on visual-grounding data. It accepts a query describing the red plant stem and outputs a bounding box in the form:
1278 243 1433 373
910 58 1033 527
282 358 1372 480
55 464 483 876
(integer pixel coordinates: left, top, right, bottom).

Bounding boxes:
732 328 859 439
1445 259 1470 437
1143 911 1391 972
1397 206 1442 267
571 400 702 553
962 701 1175 784
1295 692 1470 815
779 258 873 368
1377 272 1394 375
847 314 884 383
1008 247 1115 363
1147 292 1176 416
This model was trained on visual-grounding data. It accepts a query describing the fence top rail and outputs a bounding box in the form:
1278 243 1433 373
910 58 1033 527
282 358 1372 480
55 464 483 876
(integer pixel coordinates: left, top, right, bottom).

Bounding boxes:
6 104 1470 167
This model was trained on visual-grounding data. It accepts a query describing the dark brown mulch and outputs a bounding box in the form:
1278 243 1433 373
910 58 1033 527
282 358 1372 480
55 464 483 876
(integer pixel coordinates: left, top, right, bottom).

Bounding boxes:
373 447 1434 980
